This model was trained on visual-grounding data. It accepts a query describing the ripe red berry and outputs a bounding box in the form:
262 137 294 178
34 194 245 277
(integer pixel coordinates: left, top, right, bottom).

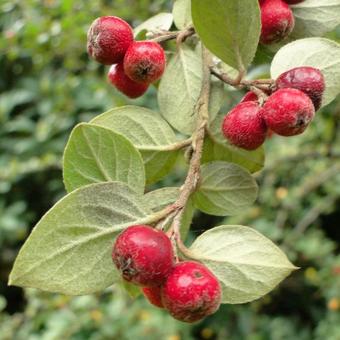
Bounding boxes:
124 41 166 84
222 101 268 150
275 67 325 110
108 63 149 98
161 261 222 323
87 16 133 65
142 286 164 308
260 0 295 45
284 0 304 4
262 88 315 136
240 91 259 103
112 225 174 287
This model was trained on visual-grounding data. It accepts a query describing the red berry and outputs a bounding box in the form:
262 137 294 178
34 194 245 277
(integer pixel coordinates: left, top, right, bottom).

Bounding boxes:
161 261 222 323
262 88 315 136
240 91 259 103
108 63 149 98
124 41 166 84
87 16 133 65
222 101 268 150
275 67 325 110
260 0 295 45
142 286 164 308
112 225 174 287
284 0 304 4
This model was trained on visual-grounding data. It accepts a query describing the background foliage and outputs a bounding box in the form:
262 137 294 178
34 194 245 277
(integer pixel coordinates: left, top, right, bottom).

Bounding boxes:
0 0 339 339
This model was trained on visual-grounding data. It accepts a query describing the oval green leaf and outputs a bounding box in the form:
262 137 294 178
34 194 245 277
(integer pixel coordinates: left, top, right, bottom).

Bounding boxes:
91 106 181 184
134 13 173 39
271 38 340 107
9 182 152 295
202 136 265 174
173 0 192 29
158 44 224 135
189 225 297 304
144 187 180 212
63 123 145 194
193 161 258 216
291 0 340 39
191 0 261 70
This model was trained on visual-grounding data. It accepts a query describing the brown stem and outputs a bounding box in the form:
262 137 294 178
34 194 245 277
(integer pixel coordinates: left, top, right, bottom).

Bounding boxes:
169 46 212 256
210 66 243 88
249 85 268 105
210 66 274 94
146 47 210 237
151 26 195 44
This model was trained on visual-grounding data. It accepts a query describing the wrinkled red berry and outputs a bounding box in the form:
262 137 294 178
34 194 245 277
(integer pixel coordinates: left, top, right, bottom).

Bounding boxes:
275 66 325 110
240 91 259 103
108 63 149 98
222 101 268 150
240 91 276 138
161 261 222 323
124 41 166 84
284 0 304 4
142 286 164 308
87 16 133 65
112 225 174 287
260 0 295 45
262 88 315 136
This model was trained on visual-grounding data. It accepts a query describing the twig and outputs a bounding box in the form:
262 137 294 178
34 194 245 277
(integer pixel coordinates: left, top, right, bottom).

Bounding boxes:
151 26 195 44
170 45 212 256
144 46 212 258
210 65 274 95
210 66 243 87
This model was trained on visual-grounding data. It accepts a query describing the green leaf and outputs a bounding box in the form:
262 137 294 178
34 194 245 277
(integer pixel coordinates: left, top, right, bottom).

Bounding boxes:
193 161 258 216
158 44 224 135
63 123 145 194
191 0 261 70
134 13 173 39
202 135 265 174
189 225 297 304
9 182 152 295
291 0 340 39
143 187 194 240
91 106 180 184
173 0 192 29
271 38 340 107
144 187 180 212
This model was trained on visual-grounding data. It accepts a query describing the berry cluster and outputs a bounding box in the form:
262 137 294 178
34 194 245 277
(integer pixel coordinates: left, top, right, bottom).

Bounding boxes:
112 225 222 323
222 66 325 150
260 0 304 45
87 16 166 98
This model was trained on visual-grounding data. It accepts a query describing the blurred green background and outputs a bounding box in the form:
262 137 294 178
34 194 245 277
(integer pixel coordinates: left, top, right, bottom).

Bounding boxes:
0 1 339 339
